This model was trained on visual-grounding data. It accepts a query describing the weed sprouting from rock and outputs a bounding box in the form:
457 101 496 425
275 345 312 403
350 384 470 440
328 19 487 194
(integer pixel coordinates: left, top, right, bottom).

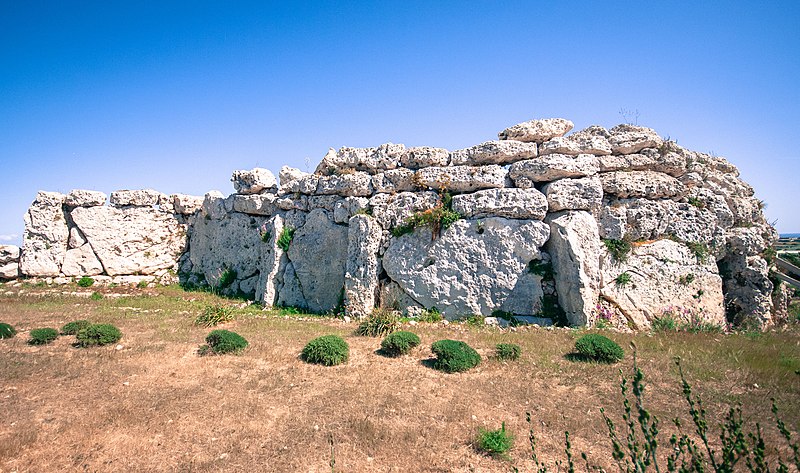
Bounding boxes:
277 226 295 251
603 239 632 262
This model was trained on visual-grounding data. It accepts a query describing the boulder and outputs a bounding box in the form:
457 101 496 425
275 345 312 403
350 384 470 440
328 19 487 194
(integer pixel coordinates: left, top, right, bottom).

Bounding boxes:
61 244 104 277
400 146 450 169
279 174 319 195
316 172 373 197
231 193 278 216
109 189 164 207
508 154 599 183
231 168 277 194
414 165 508 193
608 124 663 154
315 144 405 174
279 166 308 187
372 168 416 194
544 211 601 326
170 194 204 215
369 191 441 230
449 140 537 166
201 191 228 220
65 189 107 207
0 261 18 279
19 191 69 277
597 148 687 177
0 245 20 279
600 171 684 199
539 126 612 156
451 188 548 220
542 177 603 211
498 118 574 143
382 218 549 318
345 215 383 316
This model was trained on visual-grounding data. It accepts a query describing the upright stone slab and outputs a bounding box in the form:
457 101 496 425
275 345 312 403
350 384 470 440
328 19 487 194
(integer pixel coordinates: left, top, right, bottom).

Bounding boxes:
20 191 69 277
0 245 20 279
544 211 601 326
61 244 104 277
345 215 383 316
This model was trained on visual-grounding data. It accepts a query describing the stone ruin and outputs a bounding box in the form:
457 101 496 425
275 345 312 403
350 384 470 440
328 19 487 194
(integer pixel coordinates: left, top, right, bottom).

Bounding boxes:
1 118 786 329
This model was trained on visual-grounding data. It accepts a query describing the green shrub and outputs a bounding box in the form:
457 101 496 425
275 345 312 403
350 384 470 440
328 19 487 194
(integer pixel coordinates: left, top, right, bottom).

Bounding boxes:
60 320 91 335
195 304 235 327
90 291 103 301
136 280 149 289
356 309 400 337
217 268 236 289
29 328 58 345
418 307 443 323
574 334 624 363
76 324 122 347
77 276 94 287
204 329 248 355
277 226 295 252
380 331 421 357
391 206 461 238
615 271 632 286
0 322 16 339
495 343 521 361
603 239 632 262
302 335 349 366
431 339 480 373
477 422 513 459
685 241 709 263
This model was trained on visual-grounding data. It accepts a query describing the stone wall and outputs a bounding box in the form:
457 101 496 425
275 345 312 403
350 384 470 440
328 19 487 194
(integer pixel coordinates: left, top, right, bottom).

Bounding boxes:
7 117 779 329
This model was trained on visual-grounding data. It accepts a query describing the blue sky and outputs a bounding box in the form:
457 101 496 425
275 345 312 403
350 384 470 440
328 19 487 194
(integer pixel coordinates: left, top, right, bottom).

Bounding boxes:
1 1 799 245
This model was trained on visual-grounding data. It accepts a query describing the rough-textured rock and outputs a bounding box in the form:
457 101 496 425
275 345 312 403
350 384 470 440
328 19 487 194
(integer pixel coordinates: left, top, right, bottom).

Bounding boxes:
345 215 383 316
170 194 204 215
109 189 164 207
600 239 725 329
372 168 416 194
315 144 405 174
255 214 286 305
316 172 373 197
414 165 507 193
0 261 18 279
400 146 450 169
451 188 547 220
280 174 319 195
333 197 370 224
231 194 278 216
542 177 603 212
540 126 612 156
720 253 774 327
498 118 574 143
68 227 87 249
279 166 307 187
0 245 20 279
383 218 549 318
201 191 228 220
65 189 107 207
231 168 277 194
545 211 600 326
598 148 687 177
449 140 537 166
61 244 104 277
509 154 598 183
72 206 187 277
379 280 424 314
600 171 684 199
608 124 663 154
369 191 441 230
20 191 69 277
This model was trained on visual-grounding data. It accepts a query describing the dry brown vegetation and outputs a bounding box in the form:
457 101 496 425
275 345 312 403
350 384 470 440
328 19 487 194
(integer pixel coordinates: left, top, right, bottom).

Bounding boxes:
0 283 799 472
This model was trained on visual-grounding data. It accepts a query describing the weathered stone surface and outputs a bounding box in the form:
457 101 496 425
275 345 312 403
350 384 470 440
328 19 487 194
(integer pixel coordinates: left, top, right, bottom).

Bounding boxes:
608 124 663 154
307 195 342 211
65 189 107 207
540 126 612 156
231 168 277 194
333 197 369 224
72 206 187 277
449 140 537 166
383 218 549 318
170 194 204 215
720 253 774 326
598 148 687 177
315 144 405 174
109 189 164 207
0 262 18 279
545 211 600 326
255 214 286 305
345 215 383 316
0 245 20 279
542 177 602 211
61 244 104 277
379 280 424 314
414 165 508 193
498 118 574 143
231 193 278 216
369 191 441 230
400 146 450 169
20 191 69 277
280 174 319 195
600 171 684 199
451 188 547 220
509 154 598 183
201 191 228 220
372 168 415 194
600 239 725 329
316 172 373 197
284 209 348 313
279 166 307 187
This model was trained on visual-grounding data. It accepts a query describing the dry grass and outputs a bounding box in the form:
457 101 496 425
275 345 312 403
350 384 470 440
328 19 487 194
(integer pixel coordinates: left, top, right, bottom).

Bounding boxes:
0 283 798 472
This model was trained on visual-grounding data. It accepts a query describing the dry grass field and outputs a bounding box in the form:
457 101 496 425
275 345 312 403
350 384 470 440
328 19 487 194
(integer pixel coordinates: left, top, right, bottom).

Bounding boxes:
1 283 799 472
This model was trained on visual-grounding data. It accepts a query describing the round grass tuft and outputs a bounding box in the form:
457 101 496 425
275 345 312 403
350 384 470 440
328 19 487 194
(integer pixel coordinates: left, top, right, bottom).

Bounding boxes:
380 331 421 357
29 328 59 345
431 339 480 373
302 335 349 366
76 323 122 347
574 333 624 363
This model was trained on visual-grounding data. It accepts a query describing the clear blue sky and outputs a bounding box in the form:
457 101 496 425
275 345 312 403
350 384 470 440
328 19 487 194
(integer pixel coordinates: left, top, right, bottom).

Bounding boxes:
2 1 799 245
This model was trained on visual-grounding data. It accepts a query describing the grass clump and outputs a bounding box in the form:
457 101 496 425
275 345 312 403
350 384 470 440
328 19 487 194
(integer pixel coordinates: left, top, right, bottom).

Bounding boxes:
651 315 678 332
76 323 122 347
28 328 59 345
90 291 103 301
380 331 420 357
356 309 400 337
391 206 461 238
195 304 235 327
615 271 632 286
0 322 16 339
277 226 295 252
203 329 248 355
603 238 632 262
302 335 349 366
476 422 513 459
685 241 709 263
60 319 91 335
136 280 149 289
418 307 443 323
573 333 624 363
77 276 94 287
431 339 480 373
495 343 521 361
217 268 236 290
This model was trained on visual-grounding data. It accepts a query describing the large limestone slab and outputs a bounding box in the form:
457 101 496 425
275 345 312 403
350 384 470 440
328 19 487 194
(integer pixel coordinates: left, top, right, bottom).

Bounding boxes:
414 165 508 193
0 245 19 279
451 188 547 220
231 168 277 194
598 148 687 177
345 215 383 316
544 211 601 326
170 194 204 215
65 189 107 207
316 172 373 197
61 244 104 277
600 239 725 330
372 168 415 194
449 140 537 166
498 118 574 143
608 124 663 155
315 144 405 174
383 218 549 318
539 126 612 156
400 146 450 169
600 171 684 199
109 189 165 207
509 154 598 183
231 194 278 216
369 191 441 230
20 191 69 277
542 177 603 212
72 206 188 276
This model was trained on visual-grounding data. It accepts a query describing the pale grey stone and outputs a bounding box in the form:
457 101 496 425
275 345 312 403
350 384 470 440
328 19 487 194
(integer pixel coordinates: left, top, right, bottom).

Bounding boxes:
498 118 574 143
110 189 165 207
379 280 424 314
280 174 319 195
345 215 383 316
540 127 612 156
0 262 18 279
451 188 548 220
508 154 599 183
231 168 277 194
231 194 278 216
68 227 87 249
600 171 684 199
608 124 663 155
307 195 342 211
316 172 373 197
275 195 308 211
400 146 450 169
61 244 104 277
414 165 507 193
20 191 69 277
449 140 537 166
333 197 369 224
255 214 287 306
372 168 416 194
369 191 441 230
65 189 107 207
201 191 228 220
279 166 307 187
542 177 603 212
170 194 204 215
315 143 405 174
598 148 687 177
0 245 20 264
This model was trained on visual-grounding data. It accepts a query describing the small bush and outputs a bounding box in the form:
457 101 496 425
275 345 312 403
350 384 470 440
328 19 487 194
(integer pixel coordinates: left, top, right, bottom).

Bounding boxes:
217 268 236 289
615 271 632 286
90 291 103 301
431 339 481 373
0 322 16 339
477 422 514 459
574 334 624 363
204 329 248 355
380 331 421 357
29 328 58 345
77 276 94 287
76 324 122 347
356 309 400 337
195 304 235 327
603 239 632 262
685 241 709 263
60 320 91 335
302 335 349 366
391 206 461 238
136 280 149 289
277 226 295 252
495 343 521 361
418 307 443 323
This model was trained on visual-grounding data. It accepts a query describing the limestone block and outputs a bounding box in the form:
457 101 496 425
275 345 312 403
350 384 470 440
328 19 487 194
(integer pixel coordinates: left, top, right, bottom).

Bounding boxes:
369 191 441 230
65 189 107 207
170 194 204 215
279 166 307 187
61 244 104 277
598 148 687 177
608 124 663 154
315 143 405 174
414 165 507 193
451 188 547 220
231 168 277 194
372 168 416 194
600 171 684 199
542 177 603 211
280 174 320 195
308 195 342 211
333 197 369 224
449 140 537 166
68 227 87 249
20 191 69 277
316 172 373 197
508 154 599 183
276 195 308 211
540 126 612 156
345 215 383 316
0 262 18 279
110 189 165 207
0 245 19 279
498 118 574 143
232 194 278 216
400 146 450 169
255 214 287 306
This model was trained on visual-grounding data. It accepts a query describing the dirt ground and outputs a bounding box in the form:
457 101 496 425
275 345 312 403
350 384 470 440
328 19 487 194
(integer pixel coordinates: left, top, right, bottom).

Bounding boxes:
1 284 799 472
